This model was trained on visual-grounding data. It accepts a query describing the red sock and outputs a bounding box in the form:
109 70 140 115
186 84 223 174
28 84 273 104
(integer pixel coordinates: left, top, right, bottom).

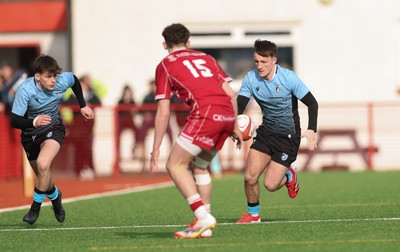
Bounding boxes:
187 194 208 220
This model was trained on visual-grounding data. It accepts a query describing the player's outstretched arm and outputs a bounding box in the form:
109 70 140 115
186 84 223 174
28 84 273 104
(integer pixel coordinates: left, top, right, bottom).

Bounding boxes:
301 129 317 150
10 113 51 129
150 99 171 172
300 91 318 150
80 106 94 120
222 82 243 149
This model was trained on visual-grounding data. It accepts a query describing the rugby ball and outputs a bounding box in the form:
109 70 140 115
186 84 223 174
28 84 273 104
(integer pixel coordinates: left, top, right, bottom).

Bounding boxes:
237 114 255 141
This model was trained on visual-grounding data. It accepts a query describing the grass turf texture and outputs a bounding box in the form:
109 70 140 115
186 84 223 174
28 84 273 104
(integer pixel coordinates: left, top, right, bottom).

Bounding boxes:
0 171 399 252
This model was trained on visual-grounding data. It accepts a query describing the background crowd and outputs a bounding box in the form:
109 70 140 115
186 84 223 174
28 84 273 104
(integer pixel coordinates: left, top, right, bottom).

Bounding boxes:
0 62 223 180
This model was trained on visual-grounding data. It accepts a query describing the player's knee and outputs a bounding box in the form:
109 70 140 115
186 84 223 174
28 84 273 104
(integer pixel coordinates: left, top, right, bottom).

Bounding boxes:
244 173 259 186
165 158 175 172
165 158 188 173
35 158 51 173
264 182 279 192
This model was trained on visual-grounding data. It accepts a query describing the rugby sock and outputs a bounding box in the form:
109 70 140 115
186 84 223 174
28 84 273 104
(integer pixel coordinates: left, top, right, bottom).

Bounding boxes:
46 185 59 201
33 188 46 205
194 174 212 213
247 202 260 216
187 194 208 220
204 203 211 213
285 170 292 183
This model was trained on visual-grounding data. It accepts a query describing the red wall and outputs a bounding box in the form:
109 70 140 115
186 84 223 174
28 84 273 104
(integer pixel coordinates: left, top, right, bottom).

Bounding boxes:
0 112 22 179
0 1 67 32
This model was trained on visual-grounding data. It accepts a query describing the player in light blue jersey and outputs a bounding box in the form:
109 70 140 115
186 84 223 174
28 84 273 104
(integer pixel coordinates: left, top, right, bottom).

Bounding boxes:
236 40 318 224
10 55 95 225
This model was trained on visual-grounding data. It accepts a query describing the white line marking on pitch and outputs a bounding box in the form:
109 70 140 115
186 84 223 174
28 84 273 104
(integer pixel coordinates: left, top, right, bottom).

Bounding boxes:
0 181 174 213
0 217 399 232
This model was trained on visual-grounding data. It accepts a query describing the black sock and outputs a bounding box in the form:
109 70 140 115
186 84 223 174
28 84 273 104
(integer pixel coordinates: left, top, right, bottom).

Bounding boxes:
247 201 259 207
31 201 42 209
47 186 56 195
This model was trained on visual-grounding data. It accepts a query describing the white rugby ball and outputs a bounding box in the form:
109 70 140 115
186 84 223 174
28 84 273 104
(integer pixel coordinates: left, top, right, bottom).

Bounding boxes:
237 114 255 141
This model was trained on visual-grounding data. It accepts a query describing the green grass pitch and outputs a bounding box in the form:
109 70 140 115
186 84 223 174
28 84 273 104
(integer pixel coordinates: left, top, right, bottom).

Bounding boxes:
0 171 399 252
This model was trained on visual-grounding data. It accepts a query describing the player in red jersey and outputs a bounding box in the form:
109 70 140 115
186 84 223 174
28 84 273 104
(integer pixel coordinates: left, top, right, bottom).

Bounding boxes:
150 23 243 239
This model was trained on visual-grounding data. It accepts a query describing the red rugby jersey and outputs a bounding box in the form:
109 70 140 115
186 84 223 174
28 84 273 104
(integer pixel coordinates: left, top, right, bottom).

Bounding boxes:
155 49 232 113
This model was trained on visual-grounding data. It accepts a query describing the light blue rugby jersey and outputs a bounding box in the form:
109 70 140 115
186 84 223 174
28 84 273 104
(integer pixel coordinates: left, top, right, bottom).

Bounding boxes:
238 64 309 135
12 72 75 135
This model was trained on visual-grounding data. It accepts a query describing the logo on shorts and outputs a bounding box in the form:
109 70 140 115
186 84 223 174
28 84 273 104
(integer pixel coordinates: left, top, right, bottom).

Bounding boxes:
32 135 37 142
47 131 53 138
281 153 288 161
195 136 214 147
276 85 281 92
213 114 235 122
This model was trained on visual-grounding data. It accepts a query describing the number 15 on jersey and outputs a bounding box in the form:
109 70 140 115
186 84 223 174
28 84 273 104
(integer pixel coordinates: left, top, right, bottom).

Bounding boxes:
183 59 213 78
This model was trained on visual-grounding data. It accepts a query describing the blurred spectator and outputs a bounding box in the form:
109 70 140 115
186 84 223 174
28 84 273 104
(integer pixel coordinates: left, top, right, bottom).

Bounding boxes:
209 155 222 178
134 80 174 165
62 74 102 180
91 78 108 101
117 84 137 159
170 94 189 128
0 62 28 114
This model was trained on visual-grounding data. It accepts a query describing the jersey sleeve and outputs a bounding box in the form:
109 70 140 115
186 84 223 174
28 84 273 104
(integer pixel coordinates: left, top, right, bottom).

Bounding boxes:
289 71 309 100
11 86 30 117
238 73 253 99
155 62 172 100
57 72 75 89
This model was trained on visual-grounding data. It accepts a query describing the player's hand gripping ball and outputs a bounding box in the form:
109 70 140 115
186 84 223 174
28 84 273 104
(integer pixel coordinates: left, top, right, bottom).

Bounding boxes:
237 114 255 141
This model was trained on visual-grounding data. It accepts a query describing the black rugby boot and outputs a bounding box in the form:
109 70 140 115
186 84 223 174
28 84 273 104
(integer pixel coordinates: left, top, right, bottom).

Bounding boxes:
23 203 41 225
51 191 65 223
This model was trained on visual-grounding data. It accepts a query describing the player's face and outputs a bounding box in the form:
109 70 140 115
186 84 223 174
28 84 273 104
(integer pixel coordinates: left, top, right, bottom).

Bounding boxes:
254 53 276 79
35 71 57 91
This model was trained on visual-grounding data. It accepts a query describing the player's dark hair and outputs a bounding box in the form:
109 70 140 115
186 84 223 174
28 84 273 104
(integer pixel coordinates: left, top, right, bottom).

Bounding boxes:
33 54 62 75
162 23 190 48
254 39 278 58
